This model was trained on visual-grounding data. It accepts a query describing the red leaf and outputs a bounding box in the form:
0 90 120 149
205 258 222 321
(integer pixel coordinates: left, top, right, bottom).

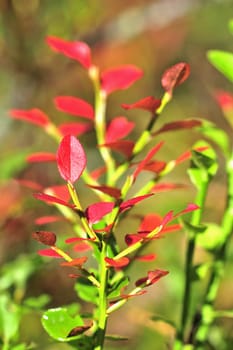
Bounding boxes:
85 202 114 224
151 183 186 192
34 192 74 208
105 116 134 143
59 122 92 137
120 194 153 213
105 257 130 268
122 96 161 113
27 152 56 163
90 166 106 181
175 146 209 165
125 233 143 246
55 96 94 120
65 237 95 244
139 213 162 232
102 140 134 158
135 254 157 262
57 135 86 183
215 90 233 110
87 184 121 199
46 36 92 69
142 161 166 174
135 269 169 287
17 179 43 191
153 119 202 136
60 256 88 267
133 141 164 180
73 242 92 252
35 215 65 225
45 185 71 202
37 248 62 258
175 203 199 218
161 62 190 95
32 231 56 246
101 65 143 95
10 108 50 127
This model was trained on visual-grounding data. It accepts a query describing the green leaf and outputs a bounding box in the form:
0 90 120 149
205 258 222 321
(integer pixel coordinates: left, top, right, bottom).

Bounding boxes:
12 344 28 350
228 19 233 35
108 276 129 299
24 294 51 310
207 50 233 82
105 334 128 341
75 278 98 304
214 309 233 318
196 223 224 252
42 307 84 342
0 294 21 343
188 141 218 189
198 120 230 156
192 262 212 281
182 220 207 239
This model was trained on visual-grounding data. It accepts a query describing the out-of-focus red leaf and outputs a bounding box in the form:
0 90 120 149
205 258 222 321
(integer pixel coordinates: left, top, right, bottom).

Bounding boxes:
37 248 62 258
105 116 135 143
87 184 121 199
153 119 202 136
101 65 143 95
59 122 93 137
35 215 65 225
101 140 134 158
60 257 88 267
133 142 164 180
46 36 92 69
27 152 56 163
135 254 157 262
120 194 153 213
161 62 190 95
175 146 209 165
215 90 233 110
10 108 50 127
32 231 56 246
135 269 169 287
57 135 86 184
65 237 95 244
90 166 106 181
17 179 43 191
34 192 75 208
142 161 166 174
105 257 130 268
122 96 161 113
151 183 186 193
125 233 143 246
175 203 199 217
86 202 114 224
73 242 92 252
55 96 94 120
139 213 162 232
94 223 113 233
45 185 70 202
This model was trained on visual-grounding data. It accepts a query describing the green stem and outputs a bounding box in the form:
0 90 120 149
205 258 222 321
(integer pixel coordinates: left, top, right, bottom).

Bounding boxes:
175 181 208 349
193 151 233 348
95 240 108 350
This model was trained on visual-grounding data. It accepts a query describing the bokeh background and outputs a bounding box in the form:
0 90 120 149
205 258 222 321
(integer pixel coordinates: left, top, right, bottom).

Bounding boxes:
0 0 233 349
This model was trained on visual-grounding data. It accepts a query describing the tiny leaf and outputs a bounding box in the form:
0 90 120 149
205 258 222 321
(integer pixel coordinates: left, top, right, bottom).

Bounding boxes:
105 257 130 268
122 96 161 113
161 62 190 95
32 231 57 246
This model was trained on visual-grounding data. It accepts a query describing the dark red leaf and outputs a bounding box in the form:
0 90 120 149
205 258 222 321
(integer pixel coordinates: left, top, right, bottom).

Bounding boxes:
135 269 169 287
105 116 135 143
35 215 65 225
86 202 114 224
133 141 164 180
60 257 88 267
101 65 143 95
32 231 56 246
102 140 134 158
57 135 86 183
55 96 94 120
27 152 56 163
37 248 62 258
59 122 92 137
122 96 161 113
125 233 143 246
161 62 190 95
153 119 202 136
105 257 130 268
46 36 92 69
10 108 50 127
34 192 74 208
87 184 121 199
120 194 153 213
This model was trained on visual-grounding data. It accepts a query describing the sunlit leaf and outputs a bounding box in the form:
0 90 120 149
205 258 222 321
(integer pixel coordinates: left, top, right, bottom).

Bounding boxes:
207 50 233 82
27 152 56 163
34 192 74 208
106 116 134 143
120 194 153 212
85 202 114 224
37 248 62 258
105 257 130 268
10 108 50 127
75 278 98 303
57 135 86 183
135 269 169 287
55 96 94 120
